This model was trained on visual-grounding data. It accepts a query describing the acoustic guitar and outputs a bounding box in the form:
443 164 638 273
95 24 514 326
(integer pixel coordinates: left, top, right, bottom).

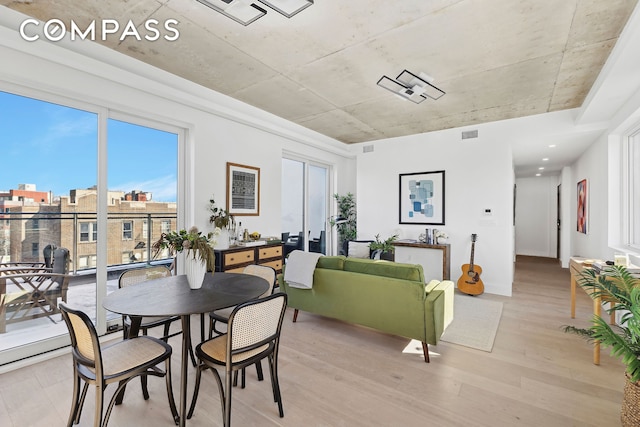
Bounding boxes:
457 233 484 296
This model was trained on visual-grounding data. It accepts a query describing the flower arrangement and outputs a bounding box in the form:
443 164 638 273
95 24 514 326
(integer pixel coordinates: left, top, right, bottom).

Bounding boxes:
208 197 234 229
434 230 448 242
152 226 217 271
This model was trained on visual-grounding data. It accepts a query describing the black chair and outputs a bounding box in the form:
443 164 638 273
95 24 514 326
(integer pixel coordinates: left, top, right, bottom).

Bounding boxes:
188 293 288 426
60 303 178 426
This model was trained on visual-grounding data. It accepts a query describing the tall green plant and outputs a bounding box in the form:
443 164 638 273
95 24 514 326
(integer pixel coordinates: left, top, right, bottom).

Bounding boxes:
330 193 357 248
564 265 640 382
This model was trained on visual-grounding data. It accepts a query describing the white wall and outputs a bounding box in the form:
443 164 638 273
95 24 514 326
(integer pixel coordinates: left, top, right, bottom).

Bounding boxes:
354 128 515 296
568 134 612 261
515 176 559 258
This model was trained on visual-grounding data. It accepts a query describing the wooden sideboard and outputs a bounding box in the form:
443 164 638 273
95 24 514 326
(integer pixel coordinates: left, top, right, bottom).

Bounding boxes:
392 241 451 281
214 243 284 274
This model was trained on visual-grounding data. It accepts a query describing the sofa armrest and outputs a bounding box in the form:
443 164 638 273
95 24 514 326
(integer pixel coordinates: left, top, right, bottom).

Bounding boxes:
424 280 455 343
427 280 454 330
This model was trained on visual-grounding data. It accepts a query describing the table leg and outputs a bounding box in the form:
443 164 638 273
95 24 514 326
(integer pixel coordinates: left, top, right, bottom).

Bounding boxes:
178 315 191 427
593 296 601 365
570 273 576 318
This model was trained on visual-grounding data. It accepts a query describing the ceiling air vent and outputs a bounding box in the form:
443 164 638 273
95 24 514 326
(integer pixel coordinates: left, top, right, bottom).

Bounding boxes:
363 145 374 153
462 130 478 140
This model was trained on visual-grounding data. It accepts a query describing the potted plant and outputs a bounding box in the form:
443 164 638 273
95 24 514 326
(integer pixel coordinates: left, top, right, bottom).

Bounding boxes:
152 226 217 289
208 197 234 249
208 197 233 229
369 233 399 261
330 193 357 253
563 265 640 426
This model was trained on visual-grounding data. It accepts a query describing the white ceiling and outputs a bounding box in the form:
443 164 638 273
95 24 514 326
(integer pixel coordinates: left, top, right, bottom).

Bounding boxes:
3 0 639 177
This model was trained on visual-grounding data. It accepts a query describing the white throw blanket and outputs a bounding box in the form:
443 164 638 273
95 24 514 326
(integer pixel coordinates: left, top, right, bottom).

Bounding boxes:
284 250 322 289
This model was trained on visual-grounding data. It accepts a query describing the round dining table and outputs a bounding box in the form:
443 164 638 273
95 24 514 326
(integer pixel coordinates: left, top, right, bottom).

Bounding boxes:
103 271 269 426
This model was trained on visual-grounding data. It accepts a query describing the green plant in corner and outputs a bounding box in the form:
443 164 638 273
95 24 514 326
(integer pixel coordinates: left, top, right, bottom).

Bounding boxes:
369 233 399 254
563 265 640 425
330 192 357 248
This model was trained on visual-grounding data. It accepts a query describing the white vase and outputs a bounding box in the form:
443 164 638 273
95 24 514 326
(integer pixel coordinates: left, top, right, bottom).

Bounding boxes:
184 254 207 289
214 228 230 250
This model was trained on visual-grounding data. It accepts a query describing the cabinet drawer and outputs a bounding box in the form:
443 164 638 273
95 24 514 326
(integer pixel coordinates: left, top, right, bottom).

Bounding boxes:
224 249 254 267
225 266 246 274
260 259 282 271
259 246 282 260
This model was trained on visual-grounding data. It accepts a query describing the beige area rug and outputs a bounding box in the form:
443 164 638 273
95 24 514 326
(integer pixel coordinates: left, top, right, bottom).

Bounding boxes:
439 293 503 352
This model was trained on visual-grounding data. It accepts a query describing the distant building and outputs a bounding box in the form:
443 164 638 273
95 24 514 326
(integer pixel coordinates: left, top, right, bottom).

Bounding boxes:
1 185 176 269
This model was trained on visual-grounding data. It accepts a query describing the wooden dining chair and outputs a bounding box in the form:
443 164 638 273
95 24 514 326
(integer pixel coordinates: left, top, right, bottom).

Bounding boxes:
59 303 178 427
209 264 276 387
209 264 277 337
188 292 288 427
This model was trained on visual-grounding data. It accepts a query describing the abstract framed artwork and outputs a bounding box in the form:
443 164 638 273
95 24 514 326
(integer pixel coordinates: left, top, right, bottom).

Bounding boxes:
399 170 445 225
577 178 587 234
226 162 260 216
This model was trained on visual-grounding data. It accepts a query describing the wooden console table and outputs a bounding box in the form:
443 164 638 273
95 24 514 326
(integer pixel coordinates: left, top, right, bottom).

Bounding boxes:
569 256 616 365
214 243 284 274
392 241 451 280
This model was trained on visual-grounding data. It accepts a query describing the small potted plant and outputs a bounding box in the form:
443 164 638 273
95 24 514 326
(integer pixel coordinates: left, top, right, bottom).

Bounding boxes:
563 265 640 426
369 233 399 261
152 226 217 289
208 197 234 249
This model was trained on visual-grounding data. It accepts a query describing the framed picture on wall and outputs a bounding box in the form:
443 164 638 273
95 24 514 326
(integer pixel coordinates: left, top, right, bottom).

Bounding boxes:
226 162 260 216
399 170 445 225
577 178 587 234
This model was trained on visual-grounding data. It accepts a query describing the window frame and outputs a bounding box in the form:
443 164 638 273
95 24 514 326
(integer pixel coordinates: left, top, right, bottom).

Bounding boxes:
122 220 133 240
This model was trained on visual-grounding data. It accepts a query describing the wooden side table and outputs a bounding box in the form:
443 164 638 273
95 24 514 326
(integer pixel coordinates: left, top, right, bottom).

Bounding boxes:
569 256 616 365
214 243 283 274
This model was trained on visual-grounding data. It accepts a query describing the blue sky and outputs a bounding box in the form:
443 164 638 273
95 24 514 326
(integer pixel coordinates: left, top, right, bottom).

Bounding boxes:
0 91 177 201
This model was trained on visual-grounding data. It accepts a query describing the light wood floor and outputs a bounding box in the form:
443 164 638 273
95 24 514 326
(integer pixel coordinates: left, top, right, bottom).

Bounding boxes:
0 256 626 426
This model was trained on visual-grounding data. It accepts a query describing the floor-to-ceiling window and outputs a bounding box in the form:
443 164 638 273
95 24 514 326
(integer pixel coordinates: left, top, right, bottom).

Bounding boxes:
281 156 330 257
0 90 180 366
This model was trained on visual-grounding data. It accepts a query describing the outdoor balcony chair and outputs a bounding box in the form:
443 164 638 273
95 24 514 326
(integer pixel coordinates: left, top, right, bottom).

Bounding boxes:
0 248 71 333
60 302 178 427
188 292 288 427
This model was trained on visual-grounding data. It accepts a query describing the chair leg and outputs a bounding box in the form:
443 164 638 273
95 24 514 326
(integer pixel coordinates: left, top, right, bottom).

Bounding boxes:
224 368 233 427
141 374 150 400
162 323 171 342
187 364 204 420
75 382 89 424
95 382 105 427
164 358 179 423
293 309 299 322
268 354 284 417
66 375 81 427
255 360 264 381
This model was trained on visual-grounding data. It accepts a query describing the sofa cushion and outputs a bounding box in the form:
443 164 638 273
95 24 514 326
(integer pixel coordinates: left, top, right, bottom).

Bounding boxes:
316 256 345 270
343 258 425 282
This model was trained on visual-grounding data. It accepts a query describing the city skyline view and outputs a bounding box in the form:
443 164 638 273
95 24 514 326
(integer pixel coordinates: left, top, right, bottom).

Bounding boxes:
1 90 178 202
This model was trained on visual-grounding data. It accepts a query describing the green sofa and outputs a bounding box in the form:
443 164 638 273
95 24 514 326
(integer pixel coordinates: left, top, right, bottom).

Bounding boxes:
279 256 454 362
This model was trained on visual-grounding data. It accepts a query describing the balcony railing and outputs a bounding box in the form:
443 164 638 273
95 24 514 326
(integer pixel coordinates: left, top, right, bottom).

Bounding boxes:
0 211 177 273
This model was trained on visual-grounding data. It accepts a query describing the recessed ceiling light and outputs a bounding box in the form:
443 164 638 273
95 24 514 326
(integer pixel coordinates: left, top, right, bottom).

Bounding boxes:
536 173 541 176
549 144 556 148
542 158 549 161
538 167 545 170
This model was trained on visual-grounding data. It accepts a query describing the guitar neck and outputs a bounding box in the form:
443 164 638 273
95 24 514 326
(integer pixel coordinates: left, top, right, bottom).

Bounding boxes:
470 242 476 266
